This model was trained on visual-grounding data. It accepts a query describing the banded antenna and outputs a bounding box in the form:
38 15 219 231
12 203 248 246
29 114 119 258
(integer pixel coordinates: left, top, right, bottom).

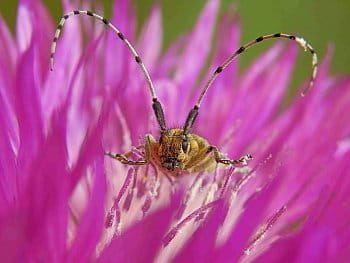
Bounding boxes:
50 10 167 131
183 33 318 134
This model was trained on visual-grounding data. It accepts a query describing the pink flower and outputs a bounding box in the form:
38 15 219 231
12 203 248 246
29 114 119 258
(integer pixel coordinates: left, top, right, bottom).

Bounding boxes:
0 0 349 262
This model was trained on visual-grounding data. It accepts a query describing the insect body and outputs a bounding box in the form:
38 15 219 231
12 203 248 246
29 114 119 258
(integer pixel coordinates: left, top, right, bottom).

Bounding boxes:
51 10 318 175
106 129 252 174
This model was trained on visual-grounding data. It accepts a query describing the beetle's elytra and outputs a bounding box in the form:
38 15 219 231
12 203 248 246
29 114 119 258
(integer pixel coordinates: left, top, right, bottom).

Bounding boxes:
51 10 318 175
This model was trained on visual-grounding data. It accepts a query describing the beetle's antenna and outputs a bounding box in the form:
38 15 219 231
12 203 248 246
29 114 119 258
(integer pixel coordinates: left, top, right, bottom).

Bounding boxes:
183 33 318 134
50 10 166 131
183 105 199 135
198 33 318 106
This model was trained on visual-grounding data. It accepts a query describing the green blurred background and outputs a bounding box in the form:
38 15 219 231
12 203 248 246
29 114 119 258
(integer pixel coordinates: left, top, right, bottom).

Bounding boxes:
1 0 349 90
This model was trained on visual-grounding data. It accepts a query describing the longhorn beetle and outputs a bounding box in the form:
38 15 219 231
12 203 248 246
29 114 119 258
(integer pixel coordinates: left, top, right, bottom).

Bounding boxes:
50 10 318 174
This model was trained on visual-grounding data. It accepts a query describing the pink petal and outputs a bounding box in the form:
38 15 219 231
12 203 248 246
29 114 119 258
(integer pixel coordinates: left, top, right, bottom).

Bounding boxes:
215 175 282 262
155 35 187 79
174 0 219 100
231 44 298 155
47 0 83 86
0 93 17 207
15 44 44 176
104 0 136 88
97 193 181 263
0 108 69 261
208 10 241 95
66 156 107 262
196 12 241 141
171 199 228 263
69 108 109 194
137 5 162 73
0 15 16 71
16 0 33 52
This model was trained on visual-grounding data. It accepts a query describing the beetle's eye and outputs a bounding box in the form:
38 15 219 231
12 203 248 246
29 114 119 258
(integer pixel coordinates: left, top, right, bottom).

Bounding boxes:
182 139 189 152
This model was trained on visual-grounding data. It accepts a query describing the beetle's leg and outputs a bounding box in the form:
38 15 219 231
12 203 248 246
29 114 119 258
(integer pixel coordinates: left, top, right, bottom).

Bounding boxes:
122 145 144 158
184 147 213 171
105 135 154 166
209 146 253 166
105 151 147 165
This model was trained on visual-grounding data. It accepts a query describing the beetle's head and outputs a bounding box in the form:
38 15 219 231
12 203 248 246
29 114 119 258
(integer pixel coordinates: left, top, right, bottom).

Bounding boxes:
158 129 190 171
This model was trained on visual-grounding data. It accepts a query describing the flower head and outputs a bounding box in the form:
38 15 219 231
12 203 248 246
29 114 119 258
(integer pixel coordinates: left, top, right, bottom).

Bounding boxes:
0 0 350 262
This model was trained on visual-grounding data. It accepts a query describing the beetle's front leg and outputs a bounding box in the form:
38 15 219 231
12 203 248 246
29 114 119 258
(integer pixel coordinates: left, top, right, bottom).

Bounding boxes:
105 134 154 166
210 146 253 166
